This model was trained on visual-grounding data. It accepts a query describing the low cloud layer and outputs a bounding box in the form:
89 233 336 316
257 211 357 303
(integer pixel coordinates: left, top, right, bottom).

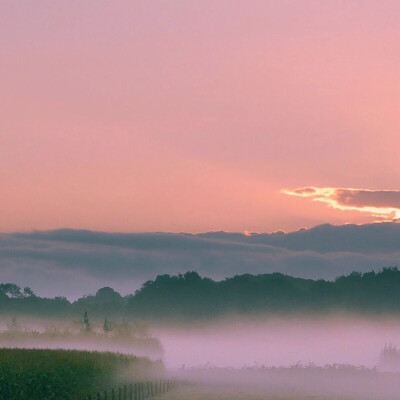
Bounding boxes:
1 223 400 299
283 187 400 220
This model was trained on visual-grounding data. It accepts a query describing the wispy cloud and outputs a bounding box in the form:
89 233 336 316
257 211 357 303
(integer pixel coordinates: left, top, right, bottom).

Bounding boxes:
282 187 400 220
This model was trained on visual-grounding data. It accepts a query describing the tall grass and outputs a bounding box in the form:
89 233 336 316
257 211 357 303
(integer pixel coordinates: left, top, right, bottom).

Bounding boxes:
0 348 158 400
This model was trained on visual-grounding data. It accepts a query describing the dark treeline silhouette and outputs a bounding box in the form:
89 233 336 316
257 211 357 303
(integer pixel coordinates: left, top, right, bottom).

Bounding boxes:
2 268 400 319
128 268 400 319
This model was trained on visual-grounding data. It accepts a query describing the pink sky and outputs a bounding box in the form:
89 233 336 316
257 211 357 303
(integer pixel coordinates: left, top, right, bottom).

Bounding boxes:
1 1 400 233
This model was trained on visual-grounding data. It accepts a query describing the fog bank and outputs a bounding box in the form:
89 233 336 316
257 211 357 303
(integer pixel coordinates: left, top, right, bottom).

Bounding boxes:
156 315 400 368
3 223 400 298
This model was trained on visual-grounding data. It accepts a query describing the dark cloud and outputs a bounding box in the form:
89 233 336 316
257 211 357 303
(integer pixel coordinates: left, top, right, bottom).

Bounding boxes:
1 224 400 299
334 189 400 208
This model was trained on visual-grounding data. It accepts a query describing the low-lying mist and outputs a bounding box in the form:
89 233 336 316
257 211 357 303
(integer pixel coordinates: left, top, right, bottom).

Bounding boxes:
154 314 400 369
154 314 400 399
0 315 164 361
2 313 400 369
3 313 400 398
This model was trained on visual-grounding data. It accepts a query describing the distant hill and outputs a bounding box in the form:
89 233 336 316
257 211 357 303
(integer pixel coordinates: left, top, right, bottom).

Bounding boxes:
3 222 400 298
2 268 400 320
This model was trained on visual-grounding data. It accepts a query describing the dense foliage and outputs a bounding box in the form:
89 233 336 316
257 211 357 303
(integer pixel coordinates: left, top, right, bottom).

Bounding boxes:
129 268 400 319
0 348 154 400
2 268 400 319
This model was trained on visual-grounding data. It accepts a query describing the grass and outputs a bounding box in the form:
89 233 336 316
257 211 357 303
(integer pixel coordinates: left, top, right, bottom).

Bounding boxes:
0 348 158 400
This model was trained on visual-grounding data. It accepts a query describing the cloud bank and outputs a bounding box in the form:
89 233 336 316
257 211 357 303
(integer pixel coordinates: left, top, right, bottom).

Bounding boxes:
283 187 400 220
1 223 400 299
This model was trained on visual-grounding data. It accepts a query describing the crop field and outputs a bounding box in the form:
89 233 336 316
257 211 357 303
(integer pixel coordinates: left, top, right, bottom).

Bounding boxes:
0 348 158 400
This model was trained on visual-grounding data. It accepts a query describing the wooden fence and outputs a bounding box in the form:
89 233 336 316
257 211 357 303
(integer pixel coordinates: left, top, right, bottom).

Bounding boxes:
85 379 178 400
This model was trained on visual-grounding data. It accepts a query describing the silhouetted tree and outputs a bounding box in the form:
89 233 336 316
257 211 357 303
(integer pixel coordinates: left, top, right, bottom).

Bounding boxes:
83 311 91 332
103 318 112 333
23 287 34 297
7 316 20 332
2 268 400 320
0 283 23 298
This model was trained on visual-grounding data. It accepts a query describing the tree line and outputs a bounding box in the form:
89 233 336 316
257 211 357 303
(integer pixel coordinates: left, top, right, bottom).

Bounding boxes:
2 268 400 319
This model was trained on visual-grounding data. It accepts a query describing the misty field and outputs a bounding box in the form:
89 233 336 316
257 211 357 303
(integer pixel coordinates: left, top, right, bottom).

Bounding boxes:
157 383 373 400
169 364 400 400
0 348 157 400
159 380 397 400
158 385 331 400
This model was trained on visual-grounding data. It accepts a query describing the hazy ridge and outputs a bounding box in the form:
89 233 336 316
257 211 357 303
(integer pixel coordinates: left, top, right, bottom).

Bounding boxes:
2 222 400 298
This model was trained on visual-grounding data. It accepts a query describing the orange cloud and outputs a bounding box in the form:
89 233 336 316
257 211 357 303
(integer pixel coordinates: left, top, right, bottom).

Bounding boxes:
282 187 400 221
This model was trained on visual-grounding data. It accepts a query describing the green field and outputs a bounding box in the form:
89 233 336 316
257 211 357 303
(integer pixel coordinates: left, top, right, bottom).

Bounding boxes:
0 348 158 400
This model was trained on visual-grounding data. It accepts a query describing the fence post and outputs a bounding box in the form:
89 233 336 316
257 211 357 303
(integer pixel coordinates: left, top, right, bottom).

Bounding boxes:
98 393 101 400
130 383 133 400
112 388 115 400
104 390 108 400
124 385 127 400
119 387 122 400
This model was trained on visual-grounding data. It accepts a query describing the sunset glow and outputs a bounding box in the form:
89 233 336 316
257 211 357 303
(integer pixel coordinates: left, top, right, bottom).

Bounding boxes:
2 1 400 233
4 4 400 398
282 187 400 221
